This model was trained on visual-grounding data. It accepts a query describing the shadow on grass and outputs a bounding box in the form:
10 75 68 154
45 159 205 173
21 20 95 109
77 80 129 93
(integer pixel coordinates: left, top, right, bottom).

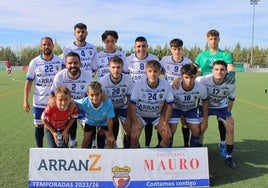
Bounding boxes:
206 139 268 187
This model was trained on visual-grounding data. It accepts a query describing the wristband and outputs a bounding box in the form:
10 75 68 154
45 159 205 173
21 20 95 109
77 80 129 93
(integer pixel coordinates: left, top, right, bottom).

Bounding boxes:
226 111 232 117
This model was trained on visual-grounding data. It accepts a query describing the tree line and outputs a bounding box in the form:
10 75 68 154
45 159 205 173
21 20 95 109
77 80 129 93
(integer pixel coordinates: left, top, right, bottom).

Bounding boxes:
1 41 267 67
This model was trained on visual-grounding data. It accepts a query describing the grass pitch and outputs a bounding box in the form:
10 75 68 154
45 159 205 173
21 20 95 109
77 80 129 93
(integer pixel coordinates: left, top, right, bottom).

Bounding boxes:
0 71 267 187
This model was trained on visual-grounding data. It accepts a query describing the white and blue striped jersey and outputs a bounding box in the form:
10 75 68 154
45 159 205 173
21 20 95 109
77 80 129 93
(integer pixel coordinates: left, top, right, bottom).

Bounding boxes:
26 54 64 108
99 73 133 109
123 53 159 82
196 74 236 108
160 56 192 83
172 81 208 111
63 42 97 75
51 69 93 100
130 77 174 118
92 50 126 80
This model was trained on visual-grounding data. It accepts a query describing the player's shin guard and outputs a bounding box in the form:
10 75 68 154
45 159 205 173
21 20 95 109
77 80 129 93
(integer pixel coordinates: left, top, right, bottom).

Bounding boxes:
218 120 226 141
182 127 190 147
35 127 44 147
123 134 131 148
190 135 200 147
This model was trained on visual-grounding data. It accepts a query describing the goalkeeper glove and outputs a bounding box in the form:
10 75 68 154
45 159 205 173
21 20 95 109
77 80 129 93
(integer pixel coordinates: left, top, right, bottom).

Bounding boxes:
224 71 235 84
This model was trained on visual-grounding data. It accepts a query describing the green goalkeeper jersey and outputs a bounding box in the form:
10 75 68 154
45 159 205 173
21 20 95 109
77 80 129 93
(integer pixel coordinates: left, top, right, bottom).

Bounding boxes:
195 49 234 75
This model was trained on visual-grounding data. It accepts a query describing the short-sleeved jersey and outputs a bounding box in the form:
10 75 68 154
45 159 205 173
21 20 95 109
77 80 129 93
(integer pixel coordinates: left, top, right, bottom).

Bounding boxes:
74 98 115 126
161 56 192 83
26 54 64 108
99 73 133 109
51 69 93 100
123 53 159 82
196 74 236 108
130 77 174 118
172 81 208 111
92 50 126 80
195 49 234 75
63 42 97 75
41 105 78 130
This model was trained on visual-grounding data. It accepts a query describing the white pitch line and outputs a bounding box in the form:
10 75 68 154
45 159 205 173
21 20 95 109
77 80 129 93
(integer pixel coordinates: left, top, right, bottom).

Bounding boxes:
12 77 25 83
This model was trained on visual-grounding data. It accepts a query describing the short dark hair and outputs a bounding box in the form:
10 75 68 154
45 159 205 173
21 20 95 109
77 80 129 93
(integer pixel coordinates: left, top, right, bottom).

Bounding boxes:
65 52 81 62
74 23 87 30
109 56 123 66
212 60 227 69
135 36 147 43
206 29 219 37
170 38 183 47
180 64 197 76
41 37 53 44
146 60 161 71
102 30 119 41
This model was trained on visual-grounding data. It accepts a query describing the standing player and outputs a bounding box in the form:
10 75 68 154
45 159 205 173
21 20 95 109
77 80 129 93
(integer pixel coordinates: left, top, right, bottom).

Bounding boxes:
197 60 236 169
64 23 97 75
129 60 174 148
5 58 12 76
23 37 64 147
92 30 126 80
41 86 78 148
160 38 193 147
195 29 235 157
74 81 115 149
100 56 133 148
169 64 209 147
50 52 93 147
123 36 159 148
63 23 97 147
92 30 126 148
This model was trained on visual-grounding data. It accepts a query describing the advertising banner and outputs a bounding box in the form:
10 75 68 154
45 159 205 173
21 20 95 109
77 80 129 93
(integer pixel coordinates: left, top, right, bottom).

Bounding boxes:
28 148 209 187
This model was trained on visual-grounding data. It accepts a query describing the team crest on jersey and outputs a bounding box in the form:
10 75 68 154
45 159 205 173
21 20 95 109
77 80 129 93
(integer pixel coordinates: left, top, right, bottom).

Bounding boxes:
121 88 126 93
80 84 85 90
55 65 59 71
112 166 131 188
223 91 227 95
194 96 197 100
159 93 163 99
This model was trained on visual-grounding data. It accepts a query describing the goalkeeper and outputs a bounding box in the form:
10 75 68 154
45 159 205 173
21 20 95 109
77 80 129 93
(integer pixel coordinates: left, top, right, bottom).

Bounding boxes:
194 29 235 158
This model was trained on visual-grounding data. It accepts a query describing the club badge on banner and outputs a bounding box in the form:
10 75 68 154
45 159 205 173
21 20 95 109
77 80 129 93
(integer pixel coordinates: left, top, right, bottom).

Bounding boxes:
28 148 210 187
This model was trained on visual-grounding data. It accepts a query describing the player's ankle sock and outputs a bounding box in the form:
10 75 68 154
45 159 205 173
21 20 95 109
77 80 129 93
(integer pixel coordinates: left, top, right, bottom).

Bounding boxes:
35 127 44 147
226 144 234 156
190 135 200 147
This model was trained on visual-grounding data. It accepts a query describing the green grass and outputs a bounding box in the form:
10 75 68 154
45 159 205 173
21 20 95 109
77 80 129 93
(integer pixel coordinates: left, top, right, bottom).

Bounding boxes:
0 71 268 187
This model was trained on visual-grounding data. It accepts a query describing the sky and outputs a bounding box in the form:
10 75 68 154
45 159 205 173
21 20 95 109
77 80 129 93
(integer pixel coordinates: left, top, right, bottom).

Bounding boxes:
0 0 267 52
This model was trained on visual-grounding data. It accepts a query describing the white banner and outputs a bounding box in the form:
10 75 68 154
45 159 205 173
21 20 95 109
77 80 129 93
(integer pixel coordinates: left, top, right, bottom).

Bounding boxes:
28 148 209 187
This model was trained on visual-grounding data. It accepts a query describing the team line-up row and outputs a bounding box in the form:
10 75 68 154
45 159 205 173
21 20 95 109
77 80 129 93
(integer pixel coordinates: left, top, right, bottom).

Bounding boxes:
23 23 237 169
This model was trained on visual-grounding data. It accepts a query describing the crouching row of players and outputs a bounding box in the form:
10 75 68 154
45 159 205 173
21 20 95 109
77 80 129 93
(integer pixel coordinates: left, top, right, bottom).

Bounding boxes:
42 55 236 169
